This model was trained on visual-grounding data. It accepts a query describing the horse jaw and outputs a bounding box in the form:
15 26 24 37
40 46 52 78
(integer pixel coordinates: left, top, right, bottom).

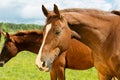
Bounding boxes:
0 61 5 67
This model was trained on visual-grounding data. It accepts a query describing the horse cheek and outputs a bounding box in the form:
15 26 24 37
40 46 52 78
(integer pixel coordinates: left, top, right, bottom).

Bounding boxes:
8 43 18 56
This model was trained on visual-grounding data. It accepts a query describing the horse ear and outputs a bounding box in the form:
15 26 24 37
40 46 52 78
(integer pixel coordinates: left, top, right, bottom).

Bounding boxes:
2 32 10 39
71 31 81 40
54 4 61 18
42 5 49 17
6 32 10 38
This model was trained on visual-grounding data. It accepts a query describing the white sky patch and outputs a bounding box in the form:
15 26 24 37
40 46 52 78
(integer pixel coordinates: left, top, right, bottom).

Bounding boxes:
36 23 52 67
55 0 112 11
0 0 119 24
21 5 41 19
33 19 45 25
112 0 120 10
0 0 14 8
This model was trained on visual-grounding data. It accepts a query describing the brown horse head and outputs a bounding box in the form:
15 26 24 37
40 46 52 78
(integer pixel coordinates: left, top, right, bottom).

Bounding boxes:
0 32 18 66
36 4 80 71
0 30 43 67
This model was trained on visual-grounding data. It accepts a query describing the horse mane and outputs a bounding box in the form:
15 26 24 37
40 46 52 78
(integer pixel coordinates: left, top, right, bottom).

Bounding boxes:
111 10 120 16
60 8 118 21
61 8 105 13
61 8 116 16
14 29 43 36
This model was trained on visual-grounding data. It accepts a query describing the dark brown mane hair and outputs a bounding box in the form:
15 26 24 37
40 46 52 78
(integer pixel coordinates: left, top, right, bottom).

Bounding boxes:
14 29 43 36
111 10 120 16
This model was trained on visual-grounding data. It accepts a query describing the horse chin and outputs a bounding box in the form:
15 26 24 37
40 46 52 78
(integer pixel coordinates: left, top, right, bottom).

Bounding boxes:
0 61 5 67
36 48 60 72
38 65 50 72
36 60 50 72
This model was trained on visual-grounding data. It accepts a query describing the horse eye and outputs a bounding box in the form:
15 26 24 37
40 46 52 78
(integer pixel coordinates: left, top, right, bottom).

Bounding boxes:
7 38 12 42
55 30 61 35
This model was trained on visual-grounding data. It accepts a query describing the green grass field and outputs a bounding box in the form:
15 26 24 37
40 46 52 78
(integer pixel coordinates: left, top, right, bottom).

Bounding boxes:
0 23 98 80
0 36 98 80
0 51 98 80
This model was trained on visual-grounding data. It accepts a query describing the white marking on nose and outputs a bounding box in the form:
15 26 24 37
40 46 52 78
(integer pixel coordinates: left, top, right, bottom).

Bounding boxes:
36 24 52 68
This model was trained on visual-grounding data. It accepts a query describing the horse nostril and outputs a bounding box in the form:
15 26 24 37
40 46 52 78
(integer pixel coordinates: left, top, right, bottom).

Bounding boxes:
42 61 46 67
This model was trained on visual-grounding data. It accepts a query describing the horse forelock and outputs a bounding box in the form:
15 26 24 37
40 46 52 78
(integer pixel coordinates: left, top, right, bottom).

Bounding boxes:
36 23 52 67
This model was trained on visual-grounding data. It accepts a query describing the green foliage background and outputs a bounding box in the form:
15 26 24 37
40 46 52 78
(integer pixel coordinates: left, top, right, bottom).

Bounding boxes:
0 23 98 80
0 22 43 33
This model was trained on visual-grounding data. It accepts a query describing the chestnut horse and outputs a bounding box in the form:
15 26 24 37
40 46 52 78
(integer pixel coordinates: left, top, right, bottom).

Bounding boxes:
36 4 120 80
0 30 94 80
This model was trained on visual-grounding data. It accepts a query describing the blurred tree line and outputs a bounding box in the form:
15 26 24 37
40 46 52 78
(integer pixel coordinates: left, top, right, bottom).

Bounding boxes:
0 22 43 33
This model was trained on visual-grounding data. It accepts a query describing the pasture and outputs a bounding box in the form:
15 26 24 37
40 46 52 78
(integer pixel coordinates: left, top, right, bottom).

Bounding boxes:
0 23 98 80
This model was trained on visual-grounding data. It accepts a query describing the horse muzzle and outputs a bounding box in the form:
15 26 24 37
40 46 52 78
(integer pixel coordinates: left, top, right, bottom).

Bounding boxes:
36 61 49 72
0 61 5 67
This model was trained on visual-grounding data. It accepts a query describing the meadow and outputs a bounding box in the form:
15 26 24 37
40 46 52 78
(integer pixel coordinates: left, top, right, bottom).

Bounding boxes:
0 23 98 80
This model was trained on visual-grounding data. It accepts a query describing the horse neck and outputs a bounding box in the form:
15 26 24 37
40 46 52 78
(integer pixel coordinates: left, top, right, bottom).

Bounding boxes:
14 34 42 54
64 12 117 51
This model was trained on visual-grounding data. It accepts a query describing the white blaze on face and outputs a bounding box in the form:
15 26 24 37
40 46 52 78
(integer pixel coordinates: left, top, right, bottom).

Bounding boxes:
36 24 52 68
